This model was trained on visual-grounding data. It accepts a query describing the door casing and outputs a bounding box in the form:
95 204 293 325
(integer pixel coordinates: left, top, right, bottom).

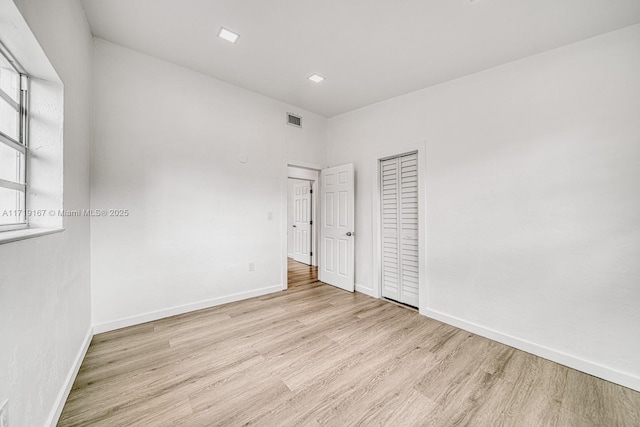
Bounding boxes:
281 160 322 290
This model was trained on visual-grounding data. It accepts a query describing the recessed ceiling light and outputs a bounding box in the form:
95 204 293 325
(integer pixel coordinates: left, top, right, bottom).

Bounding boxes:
218 27 240 44
308 74 325 83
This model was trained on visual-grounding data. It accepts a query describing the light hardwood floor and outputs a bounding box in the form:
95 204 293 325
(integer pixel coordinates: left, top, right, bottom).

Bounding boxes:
59 260 640 426
288 257 318 288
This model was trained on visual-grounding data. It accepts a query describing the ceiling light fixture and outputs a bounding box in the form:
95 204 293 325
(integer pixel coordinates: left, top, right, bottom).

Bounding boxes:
217 27 240 43
308 74 325 83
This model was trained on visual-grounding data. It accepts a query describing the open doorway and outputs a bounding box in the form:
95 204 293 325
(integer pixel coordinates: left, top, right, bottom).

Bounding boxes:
282 162 321 290
287 177 318 288
288 178 313 265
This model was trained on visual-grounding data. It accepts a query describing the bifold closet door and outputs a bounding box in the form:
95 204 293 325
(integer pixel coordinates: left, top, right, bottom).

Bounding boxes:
380 153 419 307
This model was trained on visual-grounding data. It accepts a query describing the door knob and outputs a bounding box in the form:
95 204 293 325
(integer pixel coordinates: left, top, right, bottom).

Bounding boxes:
293 225 297 228
346 232 354 236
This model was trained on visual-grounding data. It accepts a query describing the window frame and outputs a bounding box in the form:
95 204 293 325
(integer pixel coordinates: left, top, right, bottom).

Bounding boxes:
0 41 29 232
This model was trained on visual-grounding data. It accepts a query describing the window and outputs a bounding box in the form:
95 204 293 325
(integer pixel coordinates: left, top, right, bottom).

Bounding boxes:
0 42 29 232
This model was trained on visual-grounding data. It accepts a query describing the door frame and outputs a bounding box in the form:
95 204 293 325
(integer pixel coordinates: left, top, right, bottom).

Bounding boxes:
281 159 323 290
372 142 428 314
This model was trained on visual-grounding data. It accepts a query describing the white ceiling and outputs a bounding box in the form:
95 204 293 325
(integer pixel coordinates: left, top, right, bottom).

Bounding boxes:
80 0 640 117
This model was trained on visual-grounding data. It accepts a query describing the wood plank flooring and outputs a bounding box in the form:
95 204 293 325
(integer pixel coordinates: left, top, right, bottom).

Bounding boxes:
288 257 318 288
59 261 640 426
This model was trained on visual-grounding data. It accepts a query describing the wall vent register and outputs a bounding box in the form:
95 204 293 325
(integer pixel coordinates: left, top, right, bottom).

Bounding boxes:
287 112 302 128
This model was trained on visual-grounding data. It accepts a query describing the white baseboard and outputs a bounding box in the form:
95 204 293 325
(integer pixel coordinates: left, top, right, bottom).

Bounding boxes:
287 253 294 258
355 283 375 297
47 326 93 427
424 308 640 392
93 285 282 334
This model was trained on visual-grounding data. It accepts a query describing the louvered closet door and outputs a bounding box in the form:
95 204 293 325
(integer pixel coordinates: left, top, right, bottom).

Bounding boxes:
381 158 401 302
381 153 419 307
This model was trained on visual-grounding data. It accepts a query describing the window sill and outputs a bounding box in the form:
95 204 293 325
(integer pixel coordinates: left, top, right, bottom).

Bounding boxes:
0 227 64 245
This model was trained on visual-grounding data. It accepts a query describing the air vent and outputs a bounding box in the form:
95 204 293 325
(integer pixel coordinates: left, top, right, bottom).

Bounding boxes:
287 112 302 128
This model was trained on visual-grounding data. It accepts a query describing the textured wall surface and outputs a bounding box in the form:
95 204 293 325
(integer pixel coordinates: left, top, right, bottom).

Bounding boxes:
90 39 327 329
0 0 93 426
328 25 640 385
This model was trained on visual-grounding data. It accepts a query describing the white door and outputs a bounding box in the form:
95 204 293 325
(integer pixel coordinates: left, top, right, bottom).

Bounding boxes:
293 181 312 265
319 164 355 292
381 153 419 307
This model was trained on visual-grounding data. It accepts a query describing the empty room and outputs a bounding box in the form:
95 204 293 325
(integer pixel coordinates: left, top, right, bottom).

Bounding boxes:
1 0 639 425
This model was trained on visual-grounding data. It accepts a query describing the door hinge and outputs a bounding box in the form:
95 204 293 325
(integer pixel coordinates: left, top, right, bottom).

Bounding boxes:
310 251 313 257
310 220 313 225
309 189 313 194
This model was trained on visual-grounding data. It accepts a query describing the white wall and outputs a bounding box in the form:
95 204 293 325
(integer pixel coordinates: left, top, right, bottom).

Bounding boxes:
328 25 640 389
0 0 93 425
91 39 327 330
